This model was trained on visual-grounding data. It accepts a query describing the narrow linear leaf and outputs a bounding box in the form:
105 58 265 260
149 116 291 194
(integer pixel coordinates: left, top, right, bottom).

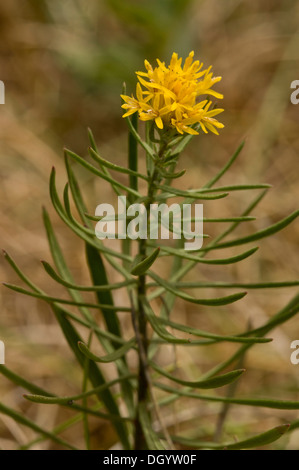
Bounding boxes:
128 112 138 199
203 210 299 251
153 187 229 201
202 216 256 223
156 246 259 265
63 157 134 282
0 365 54 397
88 147 147 182
155 382 299 410
87 128 122 198
204 190 268 249
125 115 156 159
42 207 131 345
64 154 92 228
158 167 186 179
204 141 245 189
78 339 136 363
151 362 245 389
57 307 127 345
155 182 270 196
49 168 131 261
3 283 130 311
193 184 272 193
61 186 97 235
2 250 41 294
194 296 299 381
87 127 98 152
173 280 299 289
149 272 247 306
22 396 132 422
240 300 299 339
23 374 136 405
0 355 123 436
0 402 77 450
170 424 289 449
131 247 160 276
143 300 191 344
42 261 135 291
65 148 142 199
82 334 91 450
170 129 199 157
159 318 272 344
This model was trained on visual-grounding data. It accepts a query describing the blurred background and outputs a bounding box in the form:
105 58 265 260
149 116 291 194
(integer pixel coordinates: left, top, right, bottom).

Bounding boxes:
0 0 298 449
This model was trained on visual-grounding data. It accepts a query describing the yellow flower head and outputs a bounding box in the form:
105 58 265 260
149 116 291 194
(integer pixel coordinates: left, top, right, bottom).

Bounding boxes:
121 51 224 136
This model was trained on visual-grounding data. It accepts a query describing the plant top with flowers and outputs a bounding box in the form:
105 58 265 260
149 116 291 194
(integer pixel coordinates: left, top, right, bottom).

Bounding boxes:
121 51 224 136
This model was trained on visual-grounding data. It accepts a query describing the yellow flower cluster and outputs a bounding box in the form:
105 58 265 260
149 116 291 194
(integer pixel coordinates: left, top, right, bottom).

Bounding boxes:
121 51 224 136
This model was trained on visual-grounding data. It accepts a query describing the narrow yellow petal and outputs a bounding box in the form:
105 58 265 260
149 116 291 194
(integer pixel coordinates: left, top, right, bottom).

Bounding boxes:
122 109 138 118
155 116 164 129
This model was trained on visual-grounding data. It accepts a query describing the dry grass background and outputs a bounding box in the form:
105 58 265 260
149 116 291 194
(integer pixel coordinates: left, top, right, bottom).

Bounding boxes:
0 0 299 449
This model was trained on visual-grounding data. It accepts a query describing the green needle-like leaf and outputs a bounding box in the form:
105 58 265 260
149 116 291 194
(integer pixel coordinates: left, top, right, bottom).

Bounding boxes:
157 167 186 179
0 402 77 450
3 283 131 311
130 247 160 276
155 182 271 196
170 424 289 449
78 338 136 363
203 210 299 251
65 148 142 198
158 318 272 344
204 141 245 189
153 187 229 201
154 382 299 410
88 147 148 182
143 300 191 344
42 261 135 291
125 115 156 159
173 280 299 289
151 363 245 389
155 245 259 265
87 128 122 198
149 272 247 306
49 168 131 261
128 112 139 203
23 374 136 406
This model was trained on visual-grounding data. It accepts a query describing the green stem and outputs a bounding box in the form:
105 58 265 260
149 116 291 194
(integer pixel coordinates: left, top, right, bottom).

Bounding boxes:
133 140 169 450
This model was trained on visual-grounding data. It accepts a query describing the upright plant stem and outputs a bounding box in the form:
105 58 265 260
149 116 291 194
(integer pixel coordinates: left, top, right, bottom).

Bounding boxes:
133 142 168 450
